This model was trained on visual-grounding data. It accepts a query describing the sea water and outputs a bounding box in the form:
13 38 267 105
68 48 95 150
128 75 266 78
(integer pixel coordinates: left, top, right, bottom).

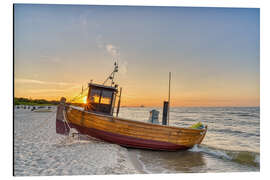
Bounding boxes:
118 107 260 173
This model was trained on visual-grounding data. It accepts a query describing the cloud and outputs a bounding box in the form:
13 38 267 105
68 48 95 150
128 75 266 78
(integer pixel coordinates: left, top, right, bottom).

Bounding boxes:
96 35 120 58
78 11 100 38
106 44 120 58
95 35 127 74
119 60 128 75
15 78 75 86
96 34 104 49
15 79 45 84
40 55 61 63
28 89 67 93
79 11 94 27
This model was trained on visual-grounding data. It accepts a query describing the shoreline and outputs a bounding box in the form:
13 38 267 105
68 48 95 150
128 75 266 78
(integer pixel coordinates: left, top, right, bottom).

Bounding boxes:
127 149 147 174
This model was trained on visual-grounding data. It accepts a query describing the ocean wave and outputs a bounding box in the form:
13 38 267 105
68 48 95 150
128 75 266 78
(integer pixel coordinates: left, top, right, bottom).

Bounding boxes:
226 112 259 118
189 144 260 167
209 128 259 137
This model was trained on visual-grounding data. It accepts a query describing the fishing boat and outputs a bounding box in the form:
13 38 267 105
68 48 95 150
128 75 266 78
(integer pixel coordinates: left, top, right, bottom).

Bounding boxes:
56 63 207 151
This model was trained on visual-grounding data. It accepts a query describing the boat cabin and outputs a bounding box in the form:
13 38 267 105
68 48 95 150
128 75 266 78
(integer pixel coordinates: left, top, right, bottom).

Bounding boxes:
84 83 118 116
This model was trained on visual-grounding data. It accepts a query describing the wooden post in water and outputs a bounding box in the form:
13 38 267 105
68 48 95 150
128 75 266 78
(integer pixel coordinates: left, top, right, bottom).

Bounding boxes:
162 72 171 126
162 101 169 125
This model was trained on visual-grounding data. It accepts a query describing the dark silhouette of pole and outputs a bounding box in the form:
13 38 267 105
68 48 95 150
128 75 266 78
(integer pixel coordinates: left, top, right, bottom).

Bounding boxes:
162 101 169 125
116 87 122 117
168 72 171 125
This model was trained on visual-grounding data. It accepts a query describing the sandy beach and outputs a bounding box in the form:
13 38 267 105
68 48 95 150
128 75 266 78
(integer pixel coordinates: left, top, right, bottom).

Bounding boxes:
14 107 139 176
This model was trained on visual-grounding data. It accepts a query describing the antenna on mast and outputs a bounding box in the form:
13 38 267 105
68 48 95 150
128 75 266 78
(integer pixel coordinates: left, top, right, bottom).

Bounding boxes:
103 61 119 86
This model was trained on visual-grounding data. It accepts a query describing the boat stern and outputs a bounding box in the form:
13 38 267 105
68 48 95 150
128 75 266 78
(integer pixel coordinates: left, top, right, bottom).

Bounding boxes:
56 97 70 135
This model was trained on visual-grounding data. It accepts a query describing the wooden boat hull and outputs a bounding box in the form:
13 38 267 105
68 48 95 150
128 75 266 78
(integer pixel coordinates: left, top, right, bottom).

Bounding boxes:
56 119 190 150
56 103 207 151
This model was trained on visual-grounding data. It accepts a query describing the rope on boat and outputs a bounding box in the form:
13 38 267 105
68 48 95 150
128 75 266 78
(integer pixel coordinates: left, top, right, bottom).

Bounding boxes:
62 108 71 130
62 107 79 138
61 107 106 143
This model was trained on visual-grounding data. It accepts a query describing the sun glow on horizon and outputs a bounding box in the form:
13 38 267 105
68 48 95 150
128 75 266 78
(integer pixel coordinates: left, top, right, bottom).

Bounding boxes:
83 96 87 104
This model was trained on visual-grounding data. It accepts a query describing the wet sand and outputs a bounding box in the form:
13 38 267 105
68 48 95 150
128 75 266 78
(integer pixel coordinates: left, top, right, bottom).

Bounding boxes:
127 149 146 174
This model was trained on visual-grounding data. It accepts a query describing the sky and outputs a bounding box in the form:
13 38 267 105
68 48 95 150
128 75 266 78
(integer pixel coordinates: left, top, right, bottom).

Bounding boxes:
14 4 260 107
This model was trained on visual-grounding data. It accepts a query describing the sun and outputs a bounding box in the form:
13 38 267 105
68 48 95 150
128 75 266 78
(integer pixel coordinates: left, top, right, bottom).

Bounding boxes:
83 96 87 104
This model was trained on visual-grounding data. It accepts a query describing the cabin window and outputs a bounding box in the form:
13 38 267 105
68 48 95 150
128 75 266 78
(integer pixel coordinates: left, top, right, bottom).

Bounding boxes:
89 88 101 103
100 90 113 105
89 88 113 105
86 86 115 115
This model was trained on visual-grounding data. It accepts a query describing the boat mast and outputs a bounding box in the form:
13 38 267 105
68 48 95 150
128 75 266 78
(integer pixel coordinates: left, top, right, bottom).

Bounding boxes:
102 62 122 117
116 87 122 117
168 72 171 125
103 61 119 86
